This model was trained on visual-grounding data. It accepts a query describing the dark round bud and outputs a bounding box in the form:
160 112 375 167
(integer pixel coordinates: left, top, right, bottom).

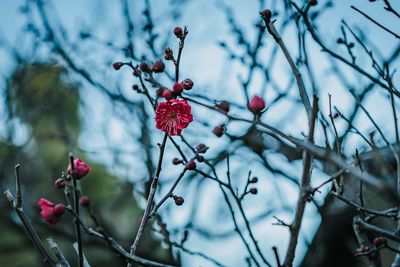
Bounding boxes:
156 87 165 97
309 0 318 6
140 62 151 73
133 67 142 77
249 188 258 194
54 178 66 189
186 161 196 170
54 204 65 216
217 101 230 113
196 144 208 153
181 78 194 90
172 158 182 165
197 155 204 162
164 47 174 60
152 60 165 73
174 196 184 206
373 237 386 247
132 84 140 92
173 82 184 94
79 196 90 207
162 89 174 100
250 177 258 183
174 26 183 38
113 62 123 70
260 9 272 23
213 124 225 137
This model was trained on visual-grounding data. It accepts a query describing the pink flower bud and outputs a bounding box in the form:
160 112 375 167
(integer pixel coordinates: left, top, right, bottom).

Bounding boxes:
67 158 90 180
113 62 123 70
181 78 194 90
151 60 165 73
174 26 183 38
248 95 266 114
79 196 90 207
173 82 184 94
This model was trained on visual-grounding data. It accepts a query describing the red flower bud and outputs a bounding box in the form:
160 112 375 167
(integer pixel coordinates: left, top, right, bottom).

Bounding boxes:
54 204 65 216
67 158 90 180
54 178 66 189
249 188 258 194
113 62 123 70
174 196 184 206
213 124 225 137
174 26 183 38
156 87 164 97
217 101 230 113
172 158 182 165
196 155 204 162
181 78 194 90
79 196 90 207
173 82 184 94
196 144 208 153
162 89 174 100
260 9 272 23
140 62 151 73
248 95 266 114
186 161 196 170
152 60 165 73
38 198 64 225
373 237 386 247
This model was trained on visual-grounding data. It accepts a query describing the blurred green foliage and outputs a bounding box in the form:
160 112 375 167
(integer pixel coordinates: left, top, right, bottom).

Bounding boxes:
0 62 176 266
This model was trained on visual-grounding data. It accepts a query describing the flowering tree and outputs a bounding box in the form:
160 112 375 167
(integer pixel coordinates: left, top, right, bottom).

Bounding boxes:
2 0 400 267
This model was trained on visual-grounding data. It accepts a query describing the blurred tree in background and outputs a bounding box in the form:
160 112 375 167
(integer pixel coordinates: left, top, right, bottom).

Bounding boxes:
0 62 176 266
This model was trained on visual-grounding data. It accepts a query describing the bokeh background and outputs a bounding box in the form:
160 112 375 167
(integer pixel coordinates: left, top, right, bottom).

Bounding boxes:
1 0 400 266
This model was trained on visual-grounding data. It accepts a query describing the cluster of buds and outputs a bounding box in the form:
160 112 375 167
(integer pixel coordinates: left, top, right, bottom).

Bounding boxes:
157 78 194 100
139 60 165 74
38 198 65 225
40 158 91 225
